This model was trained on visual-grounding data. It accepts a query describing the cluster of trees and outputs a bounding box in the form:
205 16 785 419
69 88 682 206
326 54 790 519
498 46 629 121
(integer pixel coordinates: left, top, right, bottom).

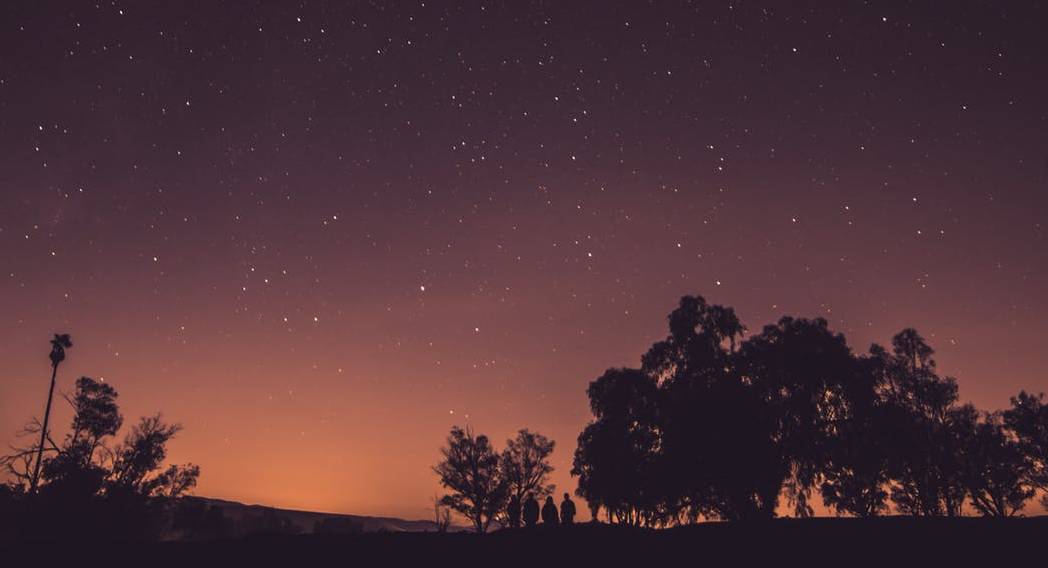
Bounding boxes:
433 427 556 532
572 295 1048 524
0 334 200 540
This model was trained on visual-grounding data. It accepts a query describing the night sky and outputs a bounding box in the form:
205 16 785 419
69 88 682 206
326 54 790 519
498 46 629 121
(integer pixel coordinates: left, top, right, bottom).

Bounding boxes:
2 2 1047 520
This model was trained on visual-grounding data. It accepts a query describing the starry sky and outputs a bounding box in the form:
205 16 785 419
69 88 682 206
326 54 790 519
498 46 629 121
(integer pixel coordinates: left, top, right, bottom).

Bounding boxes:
1 2 1047 520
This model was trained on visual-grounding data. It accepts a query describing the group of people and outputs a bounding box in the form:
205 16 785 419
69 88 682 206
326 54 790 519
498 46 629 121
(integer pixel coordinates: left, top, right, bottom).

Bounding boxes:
505 493 576 528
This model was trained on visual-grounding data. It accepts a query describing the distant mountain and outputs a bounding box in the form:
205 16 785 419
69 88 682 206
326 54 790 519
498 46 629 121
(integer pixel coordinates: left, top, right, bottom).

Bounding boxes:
183 496 461 535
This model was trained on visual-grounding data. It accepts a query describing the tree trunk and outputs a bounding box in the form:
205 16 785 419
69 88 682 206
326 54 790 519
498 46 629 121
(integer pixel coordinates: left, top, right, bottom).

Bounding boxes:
30 363 59 493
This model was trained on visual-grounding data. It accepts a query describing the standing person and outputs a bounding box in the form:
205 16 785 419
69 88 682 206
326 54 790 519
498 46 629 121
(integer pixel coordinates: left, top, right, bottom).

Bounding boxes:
560 493 576 525
522 494 540 527
541 495 559 525
507 494 522 528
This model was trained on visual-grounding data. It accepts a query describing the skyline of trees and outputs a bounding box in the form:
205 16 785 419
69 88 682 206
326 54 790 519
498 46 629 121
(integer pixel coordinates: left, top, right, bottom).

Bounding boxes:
0 335 201 540
572 295 1048 524
433 427 558 532
4 292 1047 541
435 294 1048 529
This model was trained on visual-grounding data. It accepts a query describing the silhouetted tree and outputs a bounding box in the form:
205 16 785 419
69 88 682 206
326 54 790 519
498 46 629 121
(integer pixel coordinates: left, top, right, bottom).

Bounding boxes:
1003 391 1048 510
961 412 1034 516
25 377 122 503
500 429 556 509
942 404 980 515
820 350 892 517
433 426 507 533
3 371 199 540
34 377 124 501
433 495 452 533
585 498 600 523
572 368 661 525
109 414 199 498
880 329 969 516
737 316 859 517
569 294 1039 522
643 296 785 522
30 333 72 493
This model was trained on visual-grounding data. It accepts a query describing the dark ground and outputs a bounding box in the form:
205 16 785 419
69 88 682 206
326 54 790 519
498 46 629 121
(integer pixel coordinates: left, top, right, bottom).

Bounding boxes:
4 517 1045 567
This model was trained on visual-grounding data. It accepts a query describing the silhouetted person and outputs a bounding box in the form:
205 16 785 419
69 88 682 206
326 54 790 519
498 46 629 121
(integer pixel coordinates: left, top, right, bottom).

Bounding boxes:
560 493 576 525
507 494 522 528
522 494 540 527
541 495 559 525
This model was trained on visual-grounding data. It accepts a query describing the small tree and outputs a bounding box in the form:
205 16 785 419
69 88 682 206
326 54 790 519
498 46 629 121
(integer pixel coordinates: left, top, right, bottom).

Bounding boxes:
500 429 556 505
109 414 198 497
38 377 123 500
432 495 452 533
820 349 892 517
881 329 970 517
962 412 1034 516
433 426 507 533
1003 392 1048 510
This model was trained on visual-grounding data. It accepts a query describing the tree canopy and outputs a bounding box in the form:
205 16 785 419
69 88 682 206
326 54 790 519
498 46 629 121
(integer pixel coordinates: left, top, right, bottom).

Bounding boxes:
433 426 509 533
571 294 1048 523
2 371 199 540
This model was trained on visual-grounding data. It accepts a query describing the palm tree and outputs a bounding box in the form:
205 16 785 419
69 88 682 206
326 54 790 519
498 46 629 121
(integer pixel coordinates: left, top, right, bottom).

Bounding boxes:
29 333 72 493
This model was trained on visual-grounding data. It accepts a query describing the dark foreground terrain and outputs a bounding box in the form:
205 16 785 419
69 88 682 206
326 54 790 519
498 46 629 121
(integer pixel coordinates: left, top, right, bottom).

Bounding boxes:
4 517 1045 567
